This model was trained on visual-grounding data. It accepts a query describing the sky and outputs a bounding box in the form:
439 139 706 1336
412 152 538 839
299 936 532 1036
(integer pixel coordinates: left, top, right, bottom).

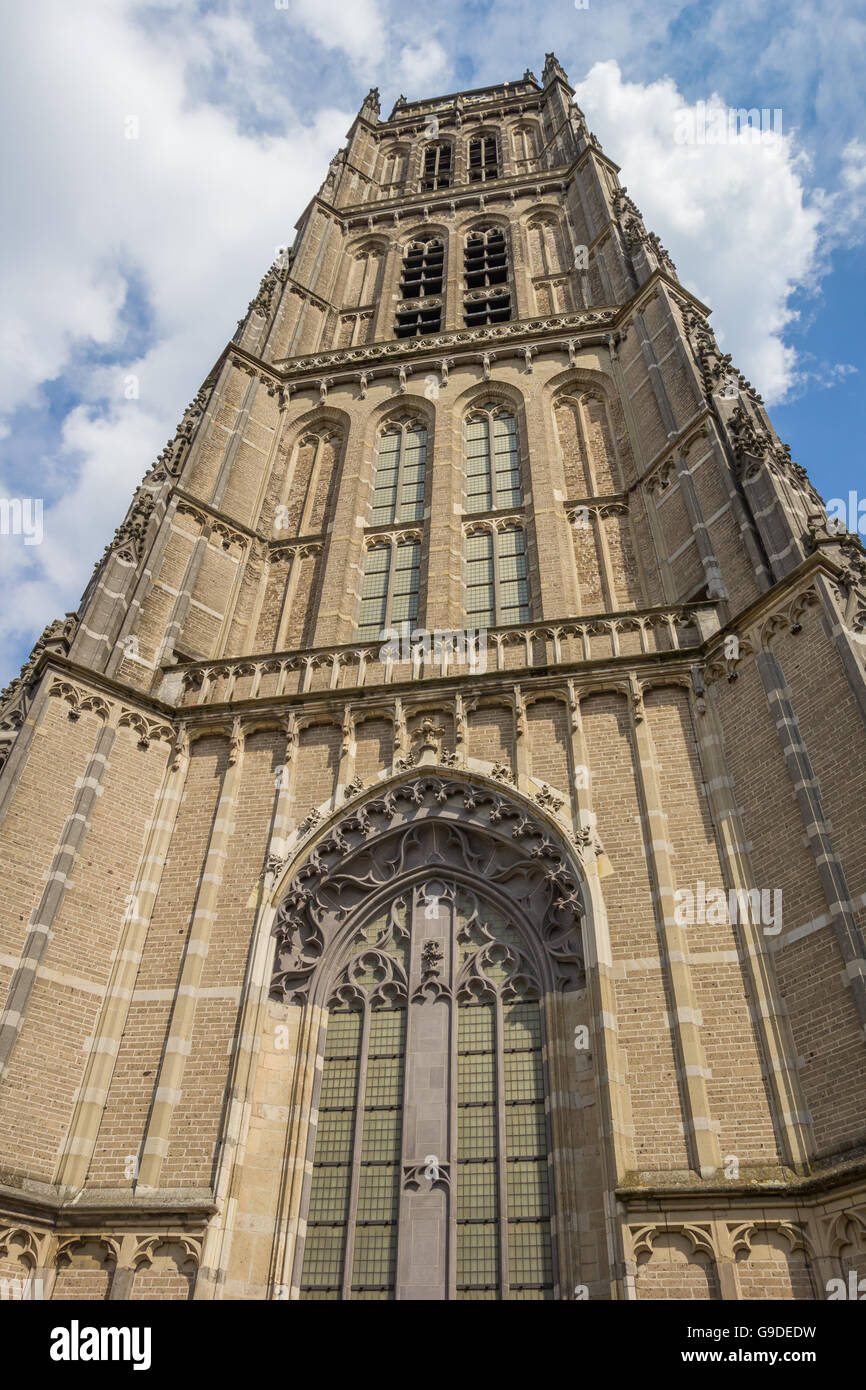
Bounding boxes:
1 0 864 689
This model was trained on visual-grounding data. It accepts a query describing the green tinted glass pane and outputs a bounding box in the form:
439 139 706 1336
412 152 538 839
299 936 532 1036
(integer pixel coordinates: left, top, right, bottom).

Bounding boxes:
351 1225 397 1288
314 1111 355 1162
458 1051 495 1096
356 1164 400 1221
507 1160 550 1217
324 1010 362 1057
307 1166 352 1221
507 1223 553 1287
365 545 391 572
498 554 526 581
466 535 493 560
319 1058 359 1107
457 1162 498 1219
299 1228 346 1291
505 1102 547 1157
503 1002 541 1049
504 1050 544 1101
361 1110 402 1158
369 1008 406 1054
365 1056 403 1106
458 1004 495 1051
498 528 525 556
457 1222 500 1288
458 1103 497 1158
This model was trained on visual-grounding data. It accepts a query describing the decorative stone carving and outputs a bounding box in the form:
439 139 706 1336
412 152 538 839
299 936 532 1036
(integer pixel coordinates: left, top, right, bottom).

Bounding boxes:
534 783 564 812
270 776 586 1004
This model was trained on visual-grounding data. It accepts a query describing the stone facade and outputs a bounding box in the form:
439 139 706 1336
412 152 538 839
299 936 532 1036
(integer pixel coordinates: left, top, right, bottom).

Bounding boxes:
1 54 865 1300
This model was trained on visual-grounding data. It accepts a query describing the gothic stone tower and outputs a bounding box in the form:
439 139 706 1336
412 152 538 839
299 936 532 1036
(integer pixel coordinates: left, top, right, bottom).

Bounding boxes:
1 54 866 1303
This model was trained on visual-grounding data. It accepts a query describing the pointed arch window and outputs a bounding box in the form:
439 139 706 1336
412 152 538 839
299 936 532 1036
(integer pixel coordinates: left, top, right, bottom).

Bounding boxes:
468 136 499 182
396 240 444 337
371 419 428 526
464 405 522 513
511 124 539 170
466 525 530 628
421 143 452 190
464 228 511 325
297 879 557 1299
357 537 421 642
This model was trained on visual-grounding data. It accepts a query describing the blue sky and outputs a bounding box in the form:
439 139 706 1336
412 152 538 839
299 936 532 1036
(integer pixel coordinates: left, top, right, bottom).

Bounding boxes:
1 0 864 688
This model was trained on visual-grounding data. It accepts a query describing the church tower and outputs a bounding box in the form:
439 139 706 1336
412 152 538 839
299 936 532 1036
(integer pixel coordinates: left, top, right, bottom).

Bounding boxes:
1 55 866 1302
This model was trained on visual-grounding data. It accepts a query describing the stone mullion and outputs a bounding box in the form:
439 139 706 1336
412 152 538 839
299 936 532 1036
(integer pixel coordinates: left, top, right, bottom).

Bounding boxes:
275 550 303 652
244 541 273 658
513 687 530 788
298 438 325 538
756 648 866 1029
444 230 464 334
591 508 617 612
137 723 246 1190
691 682 814 1172
53 735 191 1190
569 395 596 496
628 688 722 1179
0 715 117 1083
674 450 726 601
542 990 579 1299
712 1220 744 1301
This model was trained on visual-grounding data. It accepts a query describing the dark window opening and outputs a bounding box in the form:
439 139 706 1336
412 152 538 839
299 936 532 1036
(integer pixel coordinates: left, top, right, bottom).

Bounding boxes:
463 229 511 325
395 304 442 338
464 230 508 288
421 144 452 190
399 241 444 299
468 137 499 182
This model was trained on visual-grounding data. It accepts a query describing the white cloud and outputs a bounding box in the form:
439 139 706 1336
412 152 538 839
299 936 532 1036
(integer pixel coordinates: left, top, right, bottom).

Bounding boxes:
398 40 450 92
289 0 386 69
0 0 352 681
575 61 823 403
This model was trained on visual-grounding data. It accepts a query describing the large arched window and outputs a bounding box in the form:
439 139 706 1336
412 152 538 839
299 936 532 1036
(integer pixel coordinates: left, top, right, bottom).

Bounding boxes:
396 240 444 337
371 418 428 526
463 227 511 325
357 537 421 642
296 885 556 1299
465 524 530 627
421 142 453 190
275 781 585 1301
464 404 522 513
468 134 499 182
